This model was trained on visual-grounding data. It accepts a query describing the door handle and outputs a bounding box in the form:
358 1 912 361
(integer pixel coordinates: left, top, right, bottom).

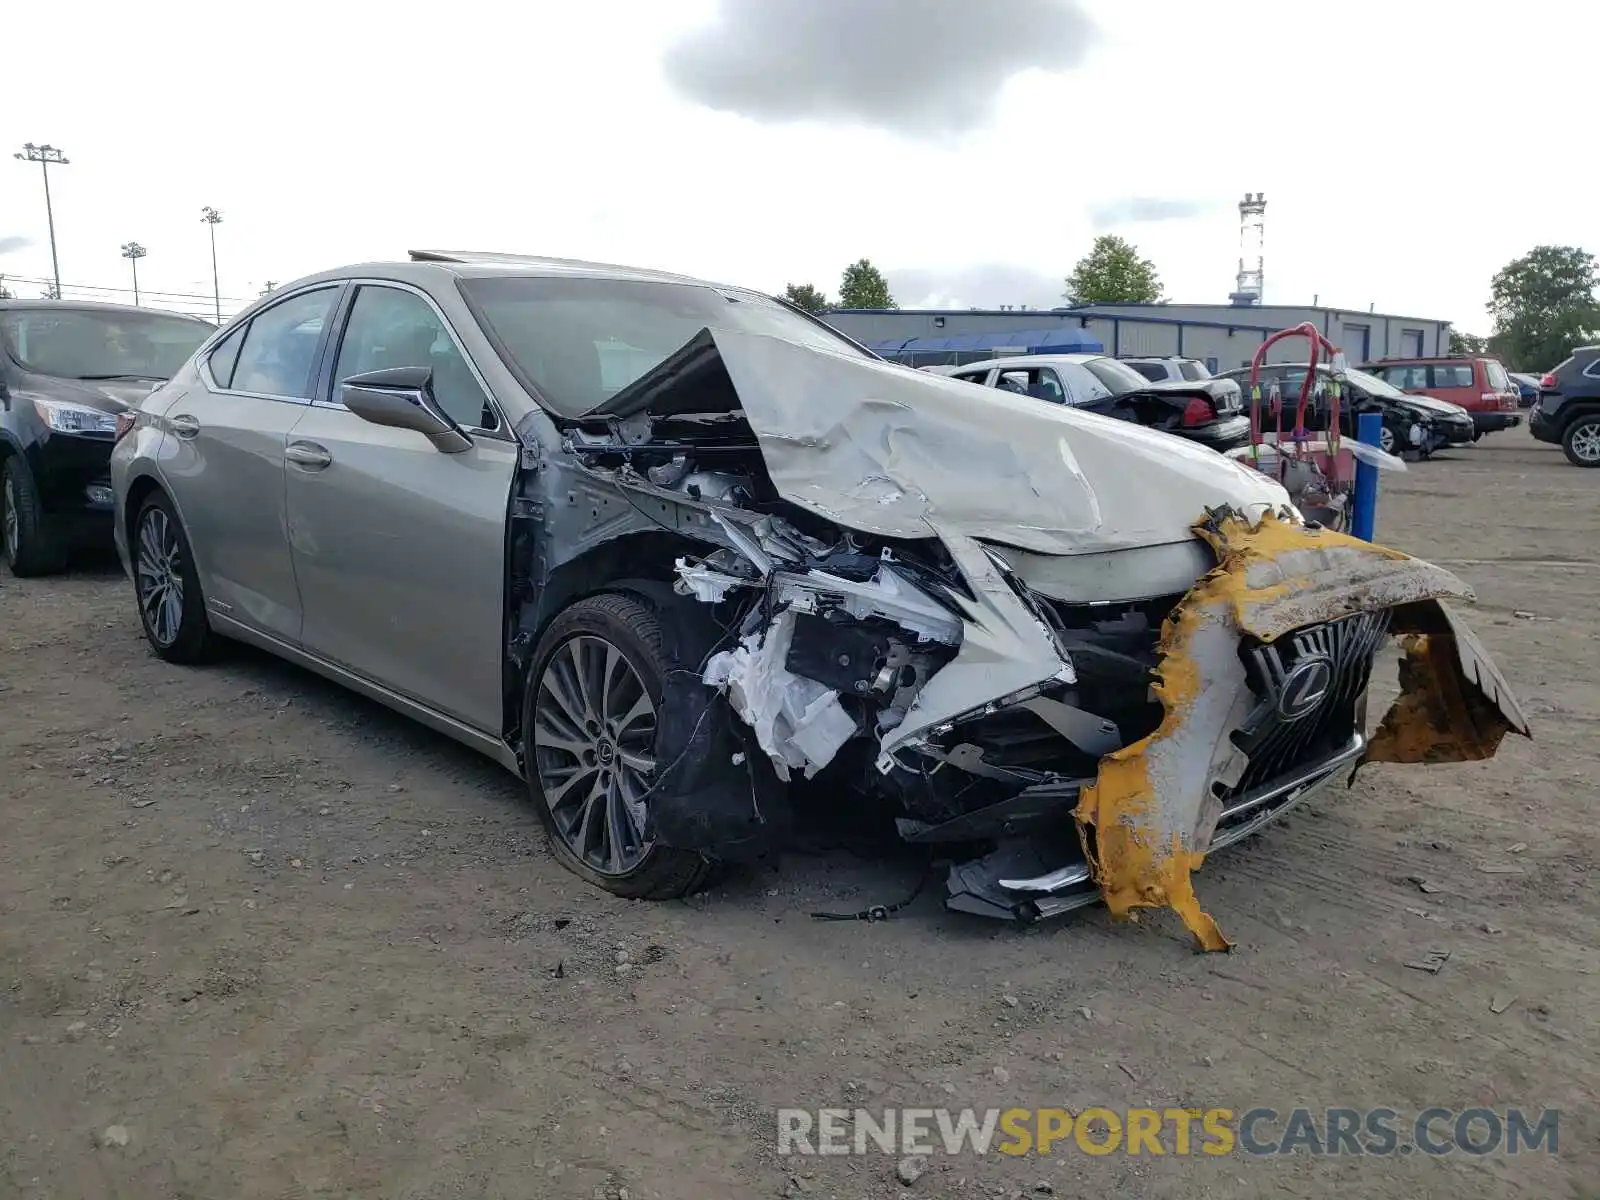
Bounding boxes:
285 440 333 470
169 414 200 440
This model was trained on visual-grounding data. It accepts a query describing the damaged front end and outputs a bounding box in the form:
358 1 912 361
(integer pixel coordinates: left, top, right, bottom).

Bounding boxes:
541 325 1530 948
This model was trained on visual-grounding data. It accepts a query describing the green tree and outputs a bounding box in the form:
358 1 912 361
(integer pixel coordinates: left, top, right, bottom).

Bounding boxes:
783 282 830 314
1487 245 1600 371
1064 235 1164 304
838 259 895 309
1448 329 1486 356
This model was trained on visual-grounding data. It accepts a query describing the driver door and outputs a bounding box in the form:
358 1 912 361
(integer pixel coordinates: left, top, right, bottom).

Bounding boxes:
283 282 518 735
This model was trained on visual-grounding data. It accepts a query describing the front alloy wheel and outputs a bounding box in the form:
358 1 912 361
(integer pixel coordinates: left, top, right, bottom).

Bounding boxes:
1379 424 1397 455
523 592 715 901
1 472 17 565
533 633 659 876
131 494 217 663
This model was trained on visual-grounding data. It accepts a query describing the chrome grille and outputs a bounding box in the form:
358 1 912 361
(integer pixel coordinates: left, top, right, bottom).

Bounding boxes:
1228 610 1391 799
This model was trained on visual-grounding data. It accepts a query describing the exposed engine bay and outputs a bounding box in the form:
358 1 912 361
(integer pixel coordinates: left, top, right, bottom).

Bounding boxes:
514 326 1531 949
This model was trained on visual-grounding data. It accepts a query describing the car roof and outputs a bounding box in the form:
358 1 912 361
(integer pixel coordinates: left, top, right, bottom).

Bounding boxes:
0 298 211 322
281 250 752 295
947 353 1105 372
1365 356 1482 364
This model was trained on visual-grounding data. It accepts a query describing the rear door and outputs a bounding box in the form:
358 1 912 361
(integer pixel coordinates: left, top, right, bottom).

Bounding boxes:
1426 361 1480 411
159 285 342 642
283 280 517 734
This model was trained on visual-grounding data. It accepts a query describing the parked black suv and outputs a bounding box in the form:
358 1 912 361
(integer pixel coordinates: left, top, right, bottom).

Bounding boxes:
1530 346 1600 467
1 301 213 574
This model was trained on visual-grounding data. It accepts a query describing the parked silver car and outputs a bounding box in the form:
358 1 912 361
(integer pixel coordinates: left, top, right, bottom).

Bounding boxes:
110 251 1529 948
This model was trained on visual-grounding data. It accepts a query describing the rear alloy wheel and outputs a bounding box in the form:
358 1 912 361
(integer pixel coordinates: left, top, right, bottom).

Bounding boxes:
1378 424 1397 455
1 458 68 577
134 494 218 663
1562 414 1600 467
524 593 714 900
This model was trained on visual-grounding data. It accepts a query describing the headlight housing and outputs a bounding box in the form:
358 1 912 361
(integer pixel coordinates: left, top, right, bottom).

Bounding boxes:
32 398 120 435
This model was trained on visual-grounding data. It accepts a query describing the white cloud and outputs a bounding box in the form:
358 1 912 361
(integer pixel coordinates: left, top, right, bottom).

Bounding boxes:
664 0 1097 137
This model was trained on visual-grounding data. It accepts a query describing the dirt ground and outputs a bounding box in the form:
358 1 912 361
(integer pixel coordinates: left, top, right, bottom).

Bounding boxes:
2 434 1596 1200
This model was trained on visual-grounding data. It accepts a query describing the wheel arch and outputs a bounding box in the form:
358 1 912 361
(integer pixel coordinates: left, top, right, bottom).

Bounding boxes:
1556 398 1600 429
502 527 715 758
122 470 167 550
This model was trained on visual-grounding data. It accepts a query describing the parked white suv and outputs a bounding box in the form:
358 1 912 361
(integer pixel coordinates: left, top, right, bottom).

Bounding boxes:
1122 356 1213 385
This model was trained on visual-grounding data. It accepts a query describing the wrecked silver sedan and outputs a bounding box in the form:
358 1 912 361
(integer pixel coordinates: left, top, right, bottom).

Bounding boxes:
110 251 1530 948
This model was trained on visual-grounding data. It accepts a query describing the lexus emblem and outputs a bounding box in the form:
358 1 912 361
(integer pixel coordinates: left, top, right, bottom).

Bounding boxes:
1276 657 1333 721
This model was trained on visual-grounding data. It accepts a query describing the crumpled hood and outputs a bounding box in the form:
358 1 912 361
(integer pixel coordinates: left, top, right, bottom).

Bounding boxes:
709 329 1290 556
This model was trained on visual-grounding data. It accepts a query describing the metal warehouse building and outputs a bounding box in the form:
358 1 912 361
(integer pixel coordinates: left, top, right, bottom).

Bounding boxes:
825 302 1455 372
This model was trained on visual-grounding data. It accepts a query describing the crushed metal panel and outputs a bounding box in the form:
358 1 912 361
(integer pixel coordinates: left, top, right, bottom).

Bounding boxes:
1190 508 1476 642
876 528 1073 767
1074 507 1530 952
707 328 1291 556
1072 573 1244 952
1366 601 1531 763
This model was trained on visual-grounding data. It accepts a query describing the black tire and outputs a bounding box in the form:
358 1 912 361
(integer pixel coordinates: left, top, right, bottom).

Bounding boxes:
132 492 219 663
1561 414 1600 468
522 592 715 900
1 456 69 577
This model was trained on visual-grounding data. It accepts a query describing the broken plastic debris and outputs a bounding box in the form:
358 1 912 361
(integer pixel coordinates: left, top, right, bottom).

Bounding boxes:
703 610 856 780
674 557 745 603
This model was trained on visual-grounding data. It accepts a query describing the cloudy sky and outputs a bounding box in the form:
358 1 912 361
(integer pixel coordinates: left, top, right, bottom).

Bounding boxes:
1 0 1587 332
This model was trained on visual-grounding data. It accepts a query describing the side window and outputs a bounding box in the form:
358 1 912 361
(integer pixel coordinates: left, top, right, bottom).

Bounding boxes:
1484 360 1511 390
231 288 338 399
1128 362 1165 382
953 370 990 386
1433 364 1474 388
995 370 1031 394
1382 365 1425 389
333 285 493 430
206 322 247 388
1034 368 1067 404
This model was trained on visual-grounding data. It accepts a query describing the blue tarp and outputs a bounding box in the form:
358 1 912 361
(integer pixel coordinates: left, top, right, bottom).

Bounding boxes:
862 326 1104 355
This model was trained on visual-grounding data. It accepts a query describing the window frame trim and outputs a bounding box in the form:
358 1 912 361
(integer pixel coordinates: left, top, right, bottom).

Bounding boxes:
314 277 511 440
200 282 348 406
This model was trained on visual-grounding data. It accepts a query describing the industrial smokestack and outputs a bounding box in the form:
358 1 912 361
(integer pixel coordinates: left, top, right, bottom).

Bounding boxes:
1229 192 1266 306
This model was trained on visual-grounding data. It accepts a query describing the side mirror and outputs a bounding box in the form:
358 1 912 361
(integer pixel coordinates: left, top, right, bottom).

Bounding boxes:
339 366 471 454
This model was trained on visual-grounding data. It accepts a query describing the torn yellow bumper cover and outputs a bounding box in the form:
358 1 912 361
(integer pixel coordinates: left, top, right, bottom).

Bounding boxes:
1073 507 1531 951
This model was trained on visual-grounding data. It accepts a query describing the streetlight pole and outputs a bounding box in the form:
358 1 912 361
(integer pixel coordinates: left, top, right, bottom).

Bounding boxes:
120 241 147 305
14 143 70 299
200 206 222 323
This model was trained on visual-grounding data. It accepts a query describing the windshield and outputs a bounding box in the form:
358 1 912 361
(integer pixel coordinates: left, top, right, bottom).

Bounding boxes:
460 276 869 417
1085 357 1155 395
0 307 212 380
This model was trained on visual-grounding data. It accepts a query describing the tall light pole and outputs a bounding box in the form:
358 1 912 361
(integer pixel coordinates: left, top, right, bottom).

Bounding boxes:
200 206 222 322
14 143 69 299
120 241 147 305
